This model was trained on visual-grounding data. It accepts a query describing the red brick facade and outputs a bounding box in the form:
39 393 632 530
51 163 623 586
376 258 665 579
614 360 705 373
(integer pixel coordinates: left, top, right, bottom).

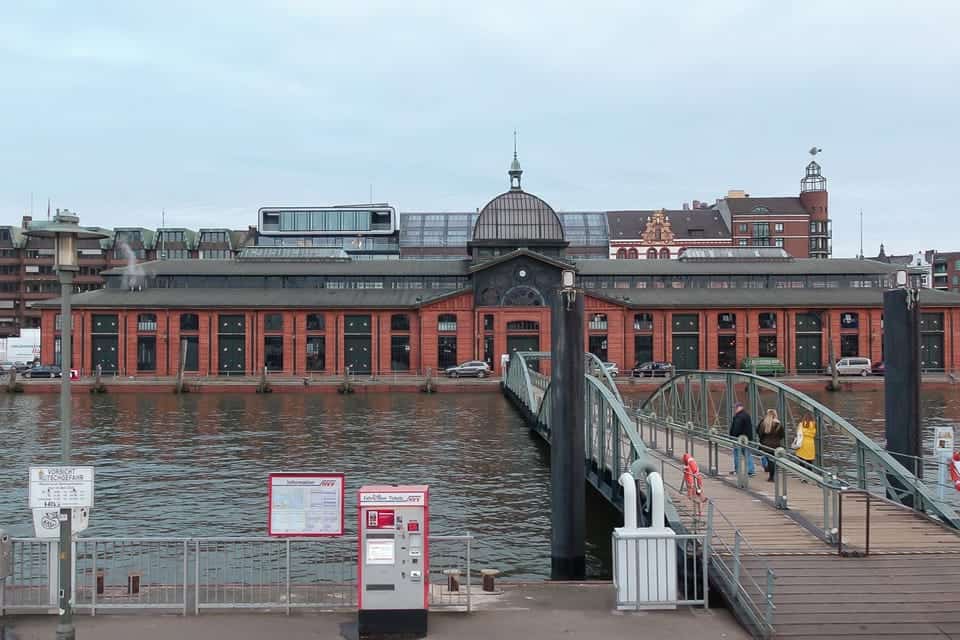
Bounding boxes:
40 299 960 377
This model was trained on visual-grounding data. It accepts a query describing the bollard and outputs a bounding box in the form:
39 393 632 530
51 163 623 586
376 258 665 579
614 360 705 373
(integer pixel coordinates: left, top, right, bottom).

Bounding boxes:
127 572 141 595
443 569 461 592
481 569 500 592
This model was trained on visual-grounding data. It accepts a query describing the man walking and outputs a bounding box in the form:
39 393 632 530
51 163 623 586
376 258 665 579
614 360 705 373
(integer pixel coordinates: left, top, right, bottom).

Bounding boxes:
729 402 756 476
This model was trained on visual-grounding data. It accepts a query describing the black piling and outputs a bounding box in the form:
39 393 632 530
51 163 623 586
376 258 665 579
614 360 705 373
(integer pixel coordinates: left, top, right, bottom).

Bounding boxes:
549 284 585 580
883 288 923 501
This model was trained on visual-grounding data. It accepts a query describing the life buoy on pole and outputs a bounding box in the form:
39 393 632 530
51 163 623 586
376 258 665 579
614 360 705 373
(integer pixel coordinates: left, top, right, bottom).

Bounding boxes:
949 452 960 492
682 453 704 498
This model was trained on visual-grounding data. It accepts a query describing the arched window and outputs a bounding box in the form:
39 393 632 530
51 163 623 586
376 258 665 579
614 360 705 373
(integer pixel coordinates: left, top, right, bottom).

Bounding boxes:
137 313 157 332
390 314 410 331
646 248 658 260
627 247 638 259
589 314 608 330
659 247 671 260
438 314 457 331
616 248 627 259
506 320 539 331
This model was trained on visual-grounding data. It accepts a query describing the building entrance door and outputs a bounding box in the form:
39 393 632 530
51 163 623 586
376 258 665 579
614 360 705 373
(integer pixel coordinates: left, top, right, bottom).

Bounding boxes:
921 333 944 371
507 335 540 371
672 335 699 372
795 335 822 373
91 335 118 373
345 336 372 374
218 335 245 375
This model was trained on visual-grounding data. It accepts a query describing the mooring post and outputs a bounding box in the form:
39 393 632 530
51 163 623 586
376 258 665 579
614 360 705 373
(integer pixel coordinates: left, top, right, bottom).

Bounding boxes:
883 287 923 505
549 270 585 580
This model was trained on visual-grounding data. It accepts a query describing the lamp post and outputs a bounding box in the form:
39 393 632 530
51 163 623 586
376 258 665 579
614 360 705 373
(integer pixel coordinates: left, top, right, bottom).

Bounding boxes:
25 211 107 640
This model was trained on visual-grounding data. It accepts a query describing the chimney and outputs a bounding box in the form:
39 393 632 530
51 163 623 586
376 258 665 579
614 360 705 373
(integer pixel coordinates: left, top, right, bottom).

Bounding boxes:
682 202 689 210
692 199 700 209
22 215 32 229
726 189 747 199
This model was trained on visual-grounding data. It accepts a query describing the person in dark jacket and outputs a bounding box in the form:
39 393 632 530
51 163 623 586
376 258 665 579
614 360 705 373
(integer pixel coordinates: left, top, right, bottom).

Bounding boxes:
729 402 756 476
758 409 784 482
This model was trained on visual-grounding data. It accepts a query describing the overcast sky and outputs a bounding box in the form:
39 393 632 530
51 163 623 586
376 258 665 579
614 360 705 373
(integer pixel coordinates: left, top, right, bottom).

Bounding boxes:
2 1 958 257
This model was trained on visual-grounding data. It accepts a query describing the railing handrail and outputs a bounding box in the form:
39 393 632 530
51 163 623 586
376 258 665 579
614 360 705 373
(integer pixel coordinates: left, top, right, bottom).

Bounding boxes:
639 370 960 528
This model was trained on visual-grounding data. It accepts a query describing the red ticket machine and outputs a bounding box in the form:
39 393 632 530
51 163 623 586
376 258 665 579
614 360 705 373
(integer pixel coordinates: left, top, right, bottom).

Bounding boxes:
358 485 429 638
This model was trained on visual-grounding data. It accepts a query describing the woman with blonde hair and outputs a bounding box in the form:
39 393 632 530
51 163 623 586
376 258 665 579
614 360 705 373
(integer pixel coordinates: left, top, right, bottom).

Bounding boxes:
758 408 784 482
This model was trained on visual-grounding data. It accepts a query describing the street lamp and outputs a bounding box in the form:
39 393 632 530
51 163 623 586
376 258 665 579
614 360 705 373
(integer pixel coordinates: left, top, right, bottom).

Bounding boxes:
24 210 107 640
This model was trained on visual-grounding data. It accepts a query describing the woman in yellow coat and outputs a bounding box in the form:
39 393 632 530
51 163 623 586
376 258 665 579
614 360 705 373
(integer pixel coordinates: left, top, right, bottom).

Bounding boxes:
793 413 817 469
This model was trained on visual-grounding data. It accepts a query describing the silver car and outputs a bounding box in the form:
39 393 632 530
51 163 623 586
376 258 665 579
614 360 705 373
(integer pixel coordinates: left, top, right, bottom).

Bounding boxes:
829 357 872 377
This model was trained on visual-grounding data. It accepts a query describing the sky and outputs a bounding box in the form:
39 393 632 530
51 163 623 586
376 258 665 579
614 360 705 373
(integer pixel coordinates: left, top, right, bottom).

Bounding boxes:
1 0 958 258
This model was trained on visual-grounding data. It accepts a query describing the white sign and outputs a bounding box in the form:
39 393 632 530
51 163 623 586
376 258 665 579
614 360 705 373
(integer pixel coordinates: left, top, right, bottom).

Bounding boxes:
359 492 425 507
268 473 344 537
935 427 955 455
365 539 396 565
29 466 95 509
32 507 90 538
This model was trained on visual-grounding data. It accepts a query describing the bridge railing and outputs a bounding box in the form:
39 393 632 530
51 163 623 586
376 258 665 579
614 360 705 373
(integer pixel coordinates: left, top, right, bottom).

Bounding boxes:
639 371 960 529
650 453 776 638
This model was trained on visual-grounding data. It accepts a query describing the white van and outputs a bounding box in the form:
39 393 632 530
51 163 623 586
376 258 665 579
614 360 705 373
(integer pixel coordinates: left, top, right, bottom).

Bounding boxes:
831 357 872 377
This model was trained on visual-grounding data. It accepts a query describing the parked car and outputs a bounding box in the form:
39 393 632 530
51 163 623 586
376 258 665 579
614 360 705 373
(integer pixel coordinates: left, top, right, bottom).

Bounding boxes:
445 361 491 378
741 357 786 376
593 362 619 377
14 361 31 373
24 365 62 379
827 357 872 377
632 361 674 378
871 361 885 376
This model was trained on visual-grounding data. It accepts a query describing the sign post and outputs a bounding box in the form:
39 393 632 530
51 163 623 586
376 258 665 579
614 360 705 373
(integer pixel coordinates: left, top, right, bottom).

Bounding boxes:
934 427 955 500
28 465 94 639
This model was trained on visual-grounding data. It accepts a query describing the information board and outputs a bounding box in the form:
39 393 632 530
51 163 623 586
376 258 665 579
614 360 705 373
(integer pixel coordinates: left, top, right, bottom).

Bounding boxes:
934 427 955 455
28 466 95 509
268 473 344 537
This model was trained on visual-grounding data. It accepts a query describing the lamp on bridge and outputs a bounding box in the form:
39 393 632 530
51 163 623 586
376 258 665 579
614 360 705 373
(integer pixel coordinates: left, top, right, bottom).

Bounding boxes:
24 211 108 640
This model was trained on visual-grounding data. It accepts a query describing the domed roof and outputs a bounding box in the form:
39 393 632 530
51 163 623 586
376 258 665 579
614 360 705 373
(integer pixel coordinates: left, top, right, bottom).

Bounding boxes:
472 153 565 243
473 190 565 242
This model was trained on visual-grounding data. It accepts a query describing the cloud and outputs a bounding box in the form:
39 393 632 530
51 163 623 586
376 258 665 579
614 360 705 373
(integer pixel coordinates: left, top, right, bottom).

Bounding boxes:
0 0 958 257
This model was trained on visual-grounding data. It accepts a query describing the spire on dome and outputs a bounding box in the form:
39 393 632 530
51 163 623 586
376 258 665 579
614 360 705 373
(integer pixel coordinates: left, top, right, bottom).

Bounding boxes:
509 130 522 190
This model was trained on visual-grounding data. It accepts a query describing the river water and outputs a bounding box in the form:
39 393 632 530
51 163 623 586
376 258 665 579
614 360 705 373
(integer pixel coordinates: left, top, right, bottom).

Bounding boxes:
1 388 957 579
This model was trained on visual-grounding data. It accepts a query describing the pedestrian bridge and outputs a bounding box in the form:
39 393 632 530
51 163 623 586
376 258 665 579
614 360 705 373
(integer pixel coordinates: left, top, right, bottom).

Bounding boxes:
503 353 960 639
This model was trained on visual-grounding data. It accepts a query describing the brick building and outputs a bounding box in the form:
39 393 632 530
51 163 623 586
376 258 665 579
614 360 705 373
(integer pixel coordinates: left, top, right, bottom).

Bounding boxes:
33 157 960 377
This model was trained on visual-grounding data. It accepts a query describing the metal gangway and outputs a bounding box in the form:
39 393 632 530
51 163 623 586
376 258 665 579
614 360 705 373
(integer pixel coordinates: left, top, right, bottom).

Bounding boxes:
502 354 960 639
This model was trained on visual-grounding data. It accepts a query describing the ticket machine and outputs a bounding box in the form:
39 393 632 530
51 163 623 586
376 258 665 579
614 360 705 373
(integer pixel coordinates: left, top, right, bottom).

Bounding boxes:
358 485 429 639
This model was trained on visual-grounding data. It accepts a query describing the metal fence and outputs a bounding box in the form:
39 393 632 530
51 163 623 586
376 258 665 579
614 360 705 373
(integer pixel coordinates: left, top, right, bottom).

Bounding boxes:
1 534 473 616
612 532 708 610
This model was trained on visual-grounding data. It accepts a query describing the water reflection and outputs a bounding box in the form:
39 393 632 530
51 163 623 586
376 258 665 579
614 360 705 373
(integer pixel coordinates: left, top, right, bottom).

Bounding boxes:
0 393 617 579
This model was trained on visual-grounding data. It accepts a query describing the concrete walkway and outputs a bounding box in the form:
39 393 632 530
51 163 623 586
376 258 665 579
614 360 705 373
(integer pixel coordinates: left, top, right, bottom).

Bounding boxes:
2 583 748 640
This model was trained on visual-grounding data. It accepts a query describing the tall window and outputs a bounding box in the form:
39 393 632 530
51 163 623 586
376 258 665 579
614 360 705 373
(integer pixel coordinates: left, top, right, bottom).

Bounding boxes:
627 247 638 259
616 248 627 259
306 336 325 371
646 248 658 259
264 336 283 371
137 337 156 371
659 248 670 260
